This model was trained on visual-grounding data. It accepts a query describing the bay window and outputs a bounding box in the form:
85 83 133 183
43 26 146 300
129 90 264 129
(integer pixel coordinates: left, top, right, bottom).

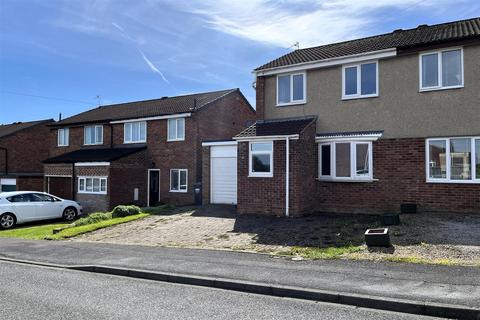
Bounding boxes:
124 121 146 143
249 141 273 177
277 72 305 105
342 61 378 99
426 137 479 183
420 48 463 90
318 141 373 181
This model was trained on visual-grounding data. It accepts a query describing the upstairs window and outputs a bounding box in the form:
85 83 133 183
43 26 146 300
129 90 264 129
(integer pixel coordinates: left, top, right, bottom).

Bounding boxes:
342 61 378 99
318 141 373 181
420 48 463 90
58 128 69 147
167 118 185 141
277 73 305 105
124 121 146 143
84 125 103 145
427 137 479 183
249 141 273 177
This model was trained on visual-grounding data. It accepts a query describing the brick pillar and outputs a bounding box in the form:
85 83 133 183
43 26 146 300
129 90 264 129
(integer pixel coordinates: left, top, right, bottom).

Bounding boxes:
255 76 265 120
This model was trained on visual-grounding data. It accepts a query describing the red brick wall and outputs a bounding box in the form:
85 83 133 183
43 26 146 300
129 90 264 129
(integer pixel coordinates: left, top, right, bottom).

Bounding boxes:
237 140 286 216
0 121 53 174
16 176 44 192
238 133 480 215
48 124 112 158
316 138 480 214
202 146 211 205
109 150 148 208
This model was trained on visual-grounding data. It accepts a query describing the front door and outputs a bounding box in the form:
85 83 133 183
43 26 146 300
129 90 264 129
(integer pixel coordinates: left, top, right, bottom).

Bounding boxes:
148 170 160 207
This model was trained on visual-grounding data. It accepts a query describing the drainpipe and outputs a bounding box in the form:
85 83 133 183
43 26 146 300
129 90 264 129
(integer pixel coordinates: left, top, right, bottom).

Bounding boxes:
285 137 290 217
71 163 76 201
0 147 7 175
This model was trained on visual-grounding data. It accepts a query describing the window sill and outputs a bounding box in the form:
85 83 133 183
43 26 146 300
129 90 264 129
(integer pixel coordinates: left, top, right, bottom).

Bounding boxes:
84 143 103 146
167 139 185 142
57 145 69 147
169 190 188 193
248 174 273 178
77 191 107 195
426 179 479 184
124 141 147 144
342 94 378 101
419 85 463 92
317 178 378 183
276 101 306 107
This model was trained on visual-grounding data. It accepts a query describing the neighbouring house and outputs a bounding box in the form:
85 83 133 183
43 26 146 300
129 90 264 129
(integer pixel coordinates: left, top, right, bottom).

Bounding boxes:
43 89 255 213
205 17 480 216
0 119 55 192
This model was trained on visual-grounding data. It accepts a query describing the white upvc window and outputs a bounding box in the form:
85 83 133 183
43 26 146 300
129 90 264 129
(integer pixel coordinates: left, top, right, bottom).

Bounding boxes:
426 137 479 184
167 118 185 141
78 177 108 194
342 61 378 99
276 72 306 106
58 128 69 147
249 141 274 178
84 125 103 145
419 48 463 91
124 121 146 143
318 141 373 181
170 169 187 192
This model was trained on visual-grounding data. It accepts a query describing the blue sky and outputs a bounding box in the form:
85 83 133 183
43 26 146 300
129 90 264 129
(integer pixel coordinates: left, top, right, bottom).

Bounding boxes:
0 0 479 124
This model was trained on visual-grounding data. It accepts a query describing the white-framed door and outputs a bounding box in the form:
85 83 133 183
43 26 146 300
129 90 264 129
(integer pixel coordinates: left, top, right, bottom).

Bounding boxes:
147 169 160 207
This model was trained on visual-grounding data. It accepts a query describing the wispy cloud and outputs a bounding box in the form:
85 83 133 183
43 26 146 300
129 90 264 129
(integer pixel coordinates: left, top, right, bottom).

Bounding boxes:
111 21 169 83
137 48 169 83
171 0 464 48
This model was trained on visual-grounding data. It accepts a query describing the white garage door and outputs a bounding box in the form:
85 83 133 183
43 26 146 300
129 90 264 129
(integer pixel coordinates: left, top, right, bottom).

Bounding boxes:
211 145 237 205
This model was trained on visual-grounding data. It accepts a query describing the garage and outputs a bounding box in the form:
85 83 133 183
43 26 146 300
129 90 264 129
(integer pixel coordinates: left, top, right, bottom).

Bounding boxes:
204 142 237 205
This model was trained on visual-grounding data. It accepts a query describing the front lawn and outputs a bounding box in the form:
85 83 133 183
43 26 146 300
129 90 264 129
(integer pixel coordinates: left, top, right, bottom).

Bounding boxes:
0 204 171 240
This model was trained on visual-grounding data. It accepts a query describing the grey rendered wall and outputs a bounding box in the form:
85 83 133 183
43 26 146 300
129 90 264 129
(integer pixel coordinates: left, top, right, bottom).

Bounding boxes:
263 44 480 139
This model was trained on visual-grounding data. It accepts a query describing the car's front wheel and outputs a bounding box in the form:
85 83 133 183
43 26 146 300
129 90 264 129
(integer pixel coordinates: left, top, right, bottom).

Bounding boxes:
62 207 77 222
0 213 16 230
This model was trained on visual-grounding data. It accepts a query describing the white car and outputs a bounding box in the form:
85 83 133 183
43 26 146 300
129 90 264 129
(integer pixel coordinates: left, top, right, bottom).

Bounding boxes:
0 191 83 230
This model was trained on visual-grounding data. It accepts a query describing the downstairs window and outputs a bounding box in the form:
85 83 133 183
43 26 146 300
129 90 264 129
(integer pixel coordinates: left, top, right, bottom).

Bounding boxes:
318 141 373 181
426 137 480 183
78 177 107 194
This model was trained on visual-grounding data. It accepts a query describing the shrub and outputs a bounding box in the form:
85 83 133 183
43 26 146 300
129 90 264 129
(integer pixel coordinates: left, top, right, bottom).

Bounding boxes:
74 212 112 227
112 205 142 218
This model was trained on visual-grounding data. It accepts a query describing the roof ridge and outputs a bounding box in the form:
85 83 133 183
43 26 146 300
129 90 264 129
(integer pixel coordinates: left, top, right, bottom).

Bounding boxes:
195 88 237 109
97 88 237 109
0 118 53 127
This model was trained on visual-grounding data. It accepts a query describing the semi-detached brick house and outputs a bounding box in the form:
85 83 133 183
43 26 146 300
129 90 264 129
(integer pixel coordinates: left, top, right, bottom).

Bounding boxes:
43 89 255 213
0 119 54 192
232 17 480 216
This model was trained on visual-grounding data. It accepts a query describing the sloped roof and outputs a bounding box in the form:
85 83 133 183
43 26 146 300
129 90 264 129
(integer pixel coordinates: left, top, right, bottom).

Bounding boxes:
43 146 147 164
235 117 316 138
256 17 480 71
0 119 54 138
54 89 239 126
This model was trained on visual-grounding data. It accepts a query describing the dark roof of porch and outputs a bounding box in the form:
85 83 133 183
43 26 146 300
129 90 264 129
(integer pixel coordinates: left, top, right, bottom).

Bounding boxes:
235 116 316 138
43 146 147 164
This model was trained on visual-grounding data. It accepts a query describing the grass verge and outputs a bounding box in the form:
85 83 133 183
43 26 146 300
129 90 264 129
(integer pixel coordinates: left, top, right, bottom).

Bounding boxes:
0 213 150 241
0 223 69 240
290 245 363 260
46 213 150 240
